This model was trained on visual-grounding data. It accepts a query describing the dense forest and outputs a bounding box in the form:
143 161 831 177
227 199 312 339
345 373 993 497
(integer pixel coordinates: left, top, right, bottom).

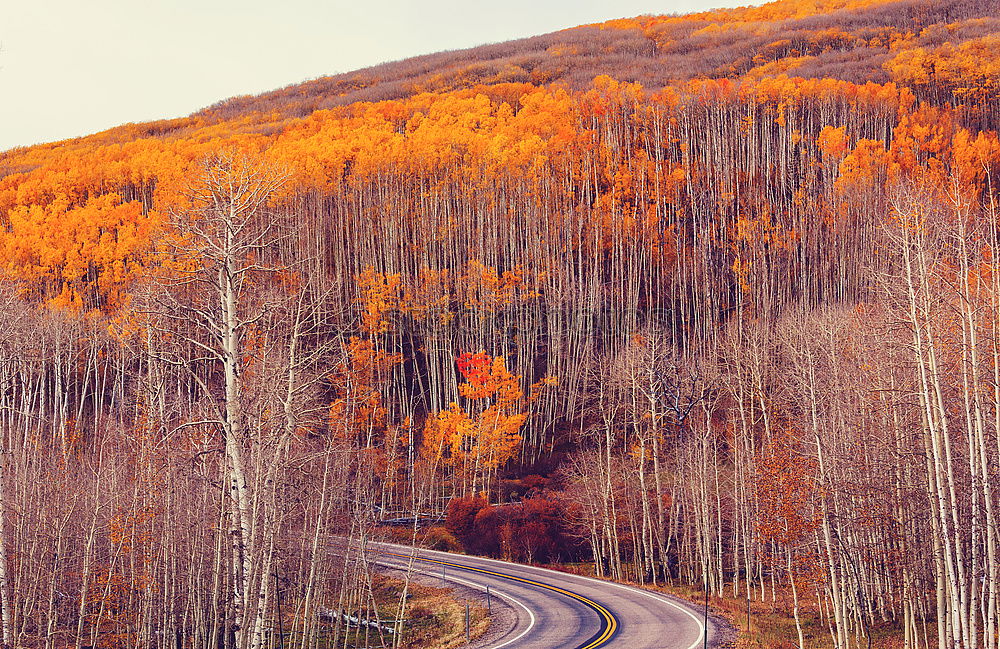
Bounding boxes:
1 0 1000 647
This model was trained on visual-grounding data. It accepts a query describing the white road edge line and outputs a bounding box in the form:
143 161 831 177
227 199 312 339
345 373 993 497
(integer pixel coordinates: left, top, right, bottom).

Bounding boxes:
373 557 537 649
376 542 706 649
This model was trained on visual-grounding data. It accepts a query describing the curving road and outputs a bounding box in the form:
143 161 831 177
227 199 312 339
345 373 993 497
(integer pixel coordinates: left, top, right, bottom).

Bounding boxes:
371 542 713 649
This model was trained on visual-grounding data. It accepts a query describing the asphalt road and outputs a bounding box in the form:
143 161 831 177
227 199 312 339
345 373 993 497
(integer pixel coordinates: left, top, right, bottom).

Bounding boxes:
371 542 712 649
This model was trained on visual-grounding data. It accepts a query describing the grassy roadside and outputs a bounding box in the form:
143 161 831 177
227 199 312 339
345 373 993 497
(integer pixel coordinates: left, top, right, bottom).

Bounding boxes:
657 583 907 649
277 573 488 649
369 575 490 649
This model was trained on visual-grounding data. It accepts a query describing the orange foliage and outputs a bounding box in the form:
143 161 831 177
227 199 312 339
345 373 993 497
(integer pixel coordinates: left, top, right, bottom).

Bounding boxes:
357 267 402 335
0 193 160 310
456 351 524 405
817 125 848 159
755 427 824 589
328 337 404 440
421 352 553 494
755 428 819 546
885 34 1000 104
0 0 993 323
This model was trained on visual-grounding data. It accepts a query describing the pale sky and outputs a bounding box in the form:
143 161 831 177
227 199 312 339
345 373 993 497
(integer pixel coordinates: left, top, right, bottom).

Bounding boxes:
0 0 746 152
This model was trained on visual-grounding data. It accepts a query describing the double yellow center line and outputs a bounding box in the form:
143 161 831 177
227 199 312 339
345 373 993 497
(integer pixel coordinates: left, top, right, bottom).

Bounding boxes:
382 551 619 649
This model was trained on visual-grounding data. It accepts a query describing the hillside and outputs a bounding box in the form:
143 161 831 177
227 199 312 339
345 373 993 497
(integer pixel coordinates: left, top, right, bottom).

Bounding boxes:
2 0 995 156
0 1 999 648
199 0 995 122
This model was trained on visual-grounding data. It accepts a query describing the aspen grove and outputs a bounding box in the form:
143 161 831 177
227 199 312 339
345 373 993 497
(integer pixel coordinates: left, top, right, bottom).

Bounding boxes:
1 0 1000 647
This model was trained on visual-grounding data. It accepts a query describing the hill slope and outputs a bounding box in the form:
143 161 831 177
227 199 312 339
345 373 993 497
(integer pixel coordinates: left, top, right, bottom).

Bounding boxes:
200 0 994 123
2 0 995 155
0 2 999 648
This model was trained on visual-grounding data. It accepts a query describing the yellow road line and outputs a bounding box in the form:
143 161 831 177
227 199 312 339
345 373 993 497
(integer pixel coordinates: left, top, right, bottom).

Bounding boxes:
382 551 618 649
